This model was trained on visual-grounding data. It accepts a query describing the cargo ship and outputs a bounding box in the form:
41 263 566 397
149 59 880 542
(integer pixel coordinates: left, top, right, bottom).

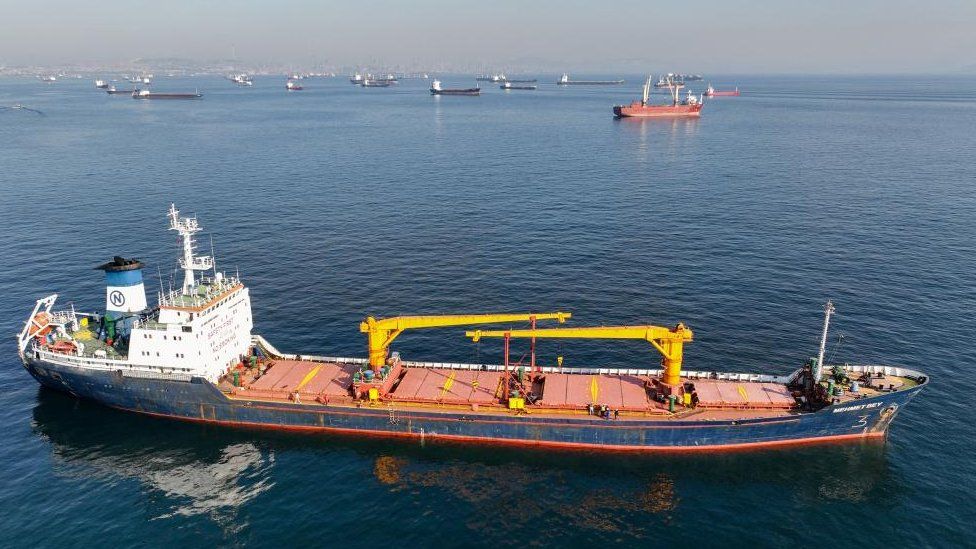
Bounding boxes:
476 74 506 82
132 89 202 100
16 206 926 453
557 73 624 85
361 77 391 88
705 84 740 97
105 85 135 95
613 75 703 118
654 73 684 88
430 80 480 96
366 74 398 85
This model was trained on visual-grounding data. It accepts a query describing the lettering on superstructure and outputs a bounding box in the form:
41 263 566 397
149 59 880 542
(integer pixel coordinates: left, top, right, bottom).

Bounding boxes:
206 299 245 355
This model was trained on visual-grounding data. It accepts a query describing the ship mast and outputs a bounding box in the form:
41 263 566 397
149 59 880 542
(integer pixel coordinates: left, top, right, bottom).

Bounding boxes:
642 75 651 105
167 204 214 292
813 300 836 382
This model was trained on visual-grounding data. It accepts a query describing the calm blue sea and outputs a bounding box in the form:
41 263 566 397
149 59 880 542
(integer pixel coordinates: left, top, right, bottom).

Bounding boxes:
0 74 974 547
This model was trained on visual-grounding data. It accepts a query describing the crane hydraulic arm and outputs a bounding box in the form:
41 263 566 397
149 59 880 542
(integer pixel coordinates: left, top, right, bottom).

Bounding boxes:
465 323 693 386
360 312 571 369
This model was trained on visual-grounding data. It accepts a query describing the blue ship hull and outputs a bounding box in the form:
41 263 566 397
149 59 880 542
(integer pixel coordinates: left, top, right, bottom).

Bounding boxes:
23 359 924 452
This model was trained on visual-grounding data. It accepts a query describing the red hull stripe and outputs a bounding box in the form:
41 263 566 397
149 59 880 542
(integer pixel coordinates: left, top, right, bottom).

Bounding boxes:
127 408 886 454
246 402 802 430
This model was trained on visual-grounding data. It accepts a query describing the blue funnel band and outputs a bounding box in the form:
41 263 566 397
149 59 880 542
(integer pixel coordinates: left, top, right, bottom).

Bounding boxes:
105 269 143 287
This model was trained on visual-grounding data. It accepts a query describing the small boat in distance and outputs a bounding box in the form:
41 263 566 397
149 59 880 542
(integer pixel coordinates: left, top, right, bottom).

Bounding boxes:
94 79 108 89
613 75 703 118
132 88 202 100
350 73 364 84
556 73 624 85
229 73 253 86
286 80 303 91
430 80 480 96
501 82 537 90
705 85 740 97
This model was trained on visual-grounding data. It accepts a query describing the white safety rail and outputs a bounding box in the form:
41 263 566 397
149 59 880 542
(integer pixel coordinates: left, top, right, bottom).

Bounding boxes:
29 346 198 380
844 364 927 380
251 335 800 383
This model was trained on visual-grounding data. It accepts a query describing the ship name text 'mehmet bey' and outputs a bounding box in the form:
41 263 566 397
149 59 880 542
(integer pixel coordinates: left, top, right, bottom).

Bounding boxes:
17 205 926 452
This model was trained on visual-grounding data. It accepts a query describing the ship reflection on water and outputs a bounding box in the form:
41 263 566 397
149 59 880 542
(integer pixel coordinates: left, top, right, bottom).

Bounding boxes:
32 388 900 540
615 116 700 163
30 390 274 533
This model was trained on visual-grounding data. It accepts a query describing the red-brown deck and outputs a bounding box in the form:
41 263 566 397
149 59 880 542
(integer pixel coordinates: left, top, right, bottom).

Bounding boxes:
232 360 797 413
692 380 795 409
390 368 501 404
238 359 358 402
536 373 654 411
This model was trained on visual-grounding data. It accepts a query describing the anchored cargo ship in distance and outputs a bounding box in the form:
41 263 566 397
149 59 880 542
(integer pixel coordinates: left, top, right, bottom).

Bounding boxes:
132 88 202 100
613 75 703 118
361 77 392 88
105 85 135 95
557 73 624 85
476 74 507 82
430 80 480 96
705 84 740 97
16 205 926 452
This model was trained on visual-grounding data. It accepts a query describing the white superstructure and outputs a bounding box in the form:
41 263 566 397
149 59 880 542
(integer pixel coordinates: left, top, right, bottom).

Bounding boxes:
17 205 254 383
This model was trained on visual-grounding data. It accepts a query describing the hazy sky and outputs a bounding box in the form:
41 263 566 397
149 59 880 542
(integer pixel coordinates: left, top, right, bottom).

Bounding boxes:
3 0 974 72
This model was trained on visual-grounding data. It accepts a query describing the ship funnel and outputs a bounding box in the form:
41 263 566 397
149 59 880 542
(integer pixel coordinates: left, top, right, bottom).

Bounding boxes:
95 256 148 315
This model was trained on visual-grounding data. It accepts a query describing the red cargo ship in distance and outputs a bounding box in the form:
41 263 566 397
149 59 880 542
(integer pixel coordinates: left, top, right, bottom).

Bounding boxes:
705 85 739 97
613 75 702 118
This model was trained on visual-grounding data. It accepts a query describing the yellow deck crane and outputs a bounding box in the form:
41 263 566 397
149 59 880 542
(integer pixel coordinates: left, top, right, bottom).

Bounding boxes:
360 312 572 371
465 323 693 388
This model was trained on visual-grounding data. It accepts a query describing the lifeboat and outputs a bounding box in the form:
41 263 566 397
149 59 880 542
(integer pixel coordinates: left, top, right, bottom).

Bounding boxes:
29 312 52 340
49 340 78 355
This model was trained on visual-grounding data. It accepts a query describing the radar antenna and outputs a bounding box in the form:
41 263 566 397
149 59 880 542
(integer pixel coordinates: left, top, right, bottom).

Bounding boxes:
167 204 214 292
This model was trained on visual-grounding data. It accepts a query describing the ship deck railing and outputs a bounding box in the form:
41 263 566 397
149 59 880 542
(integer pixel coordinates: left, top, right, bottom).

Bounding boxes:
250 335 793 383
30 345 197 380
250 335 925 387
158 276 241 309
